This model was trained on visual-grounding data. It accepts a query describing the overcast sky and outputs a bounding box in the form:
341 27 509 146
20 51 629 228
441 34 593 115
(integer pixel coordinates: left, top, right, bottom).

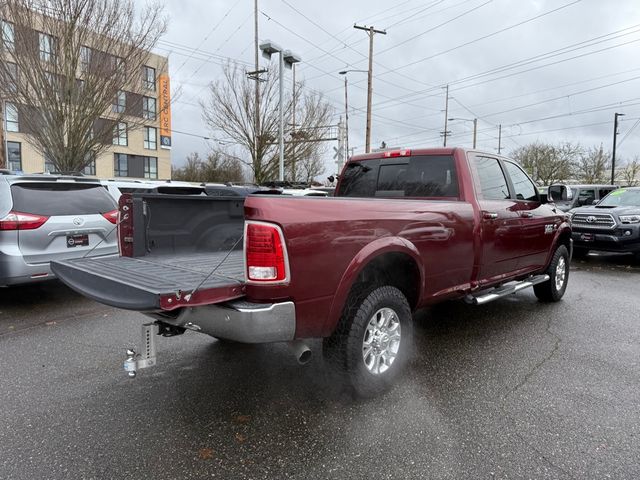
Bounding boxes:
156 0 640 179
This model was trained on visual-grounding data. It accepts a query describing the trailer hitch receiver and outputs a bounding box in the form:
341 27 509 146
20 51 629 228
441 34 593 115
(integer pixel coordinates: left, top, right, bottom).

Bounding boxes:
123 323 158 377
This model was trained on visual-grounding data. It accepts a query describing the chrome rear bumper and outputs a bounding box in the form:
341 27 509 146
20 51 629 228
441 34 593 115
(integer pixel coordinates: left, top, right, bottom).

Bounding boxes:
149 300 296 343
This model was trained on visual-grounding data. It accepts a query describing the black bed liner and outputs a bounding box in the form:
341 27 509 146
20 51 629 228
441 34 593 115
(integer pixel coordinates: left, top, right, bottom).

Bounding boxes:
51 251 245 311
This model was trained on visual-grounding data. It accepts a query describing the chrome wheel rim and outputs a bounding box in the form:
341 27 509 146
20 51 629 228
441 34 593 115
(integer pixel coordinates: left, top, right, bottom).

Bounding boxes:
362 307 401 375
555 256 567 291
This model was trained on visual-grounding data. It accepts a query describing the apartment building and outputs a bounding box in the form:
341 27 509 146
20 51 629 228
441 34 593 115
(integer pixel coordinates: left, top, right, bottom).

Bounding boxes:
1 16 172 179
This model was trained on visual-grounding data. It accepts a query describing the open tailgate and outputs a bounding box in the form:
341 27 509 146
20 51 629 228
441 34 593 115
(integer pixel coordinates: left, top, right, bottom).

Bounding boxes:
51 251 246 311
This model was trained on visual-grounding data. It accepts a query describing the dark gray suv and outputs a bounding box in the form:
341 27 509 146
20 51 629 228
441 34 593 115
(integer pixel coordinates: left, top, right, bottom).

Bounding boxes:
0 175 119 286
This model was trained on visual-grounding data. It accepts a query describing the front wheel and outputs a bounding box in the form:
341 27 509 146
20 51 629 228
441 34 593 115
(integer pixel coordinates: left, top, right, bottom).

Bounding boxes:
323 286 413 398
534 245 570 302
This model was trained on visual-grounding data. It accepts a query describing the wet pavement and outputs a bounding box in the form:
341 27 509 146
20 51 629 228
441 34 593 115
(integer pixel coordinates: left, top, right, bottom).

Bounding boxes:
1 254 639 479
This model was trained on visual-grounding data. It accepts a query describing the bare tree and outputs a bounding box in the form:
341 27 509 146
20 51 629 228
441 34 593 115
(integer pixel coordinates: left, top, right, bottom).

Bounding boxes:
573 145 611 184
510 141 578 185
172 151 245 183
201 63 333 184
0 0 166 172
618 156 640 187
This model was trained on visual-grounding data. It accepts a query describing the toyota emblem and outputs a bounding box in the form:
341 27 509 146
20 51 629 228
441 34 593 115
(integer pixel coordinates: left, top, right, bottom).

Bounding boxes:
73 217 84 226
586 216 597 223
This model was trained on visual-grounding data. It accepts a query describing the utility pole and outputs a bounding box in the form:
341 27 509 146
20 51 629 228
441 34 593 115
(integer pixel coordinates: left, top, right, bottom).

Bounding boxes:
253 0 260 179
472 118 477 149
611 112 625 184
498 124 502 154
441 85 450 146
354 24 386 153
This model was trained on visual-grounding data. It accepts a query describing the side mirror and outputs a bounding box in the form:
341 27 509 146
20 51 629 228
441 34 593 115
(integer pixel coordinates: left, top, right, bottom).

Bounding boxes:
592 199 598 205
548 184 572 203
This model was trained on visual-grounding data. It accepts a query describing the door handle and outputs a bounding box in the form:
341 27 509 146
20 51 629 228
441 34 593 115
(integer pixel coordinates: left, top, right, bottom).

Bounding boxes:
482 212 498 220
520 212 534 218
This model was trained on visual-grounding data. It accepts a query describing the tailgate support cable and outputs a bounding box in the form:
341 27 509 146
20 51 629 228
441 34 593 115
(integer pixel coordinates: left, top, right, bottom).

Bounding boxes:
183 234 244 303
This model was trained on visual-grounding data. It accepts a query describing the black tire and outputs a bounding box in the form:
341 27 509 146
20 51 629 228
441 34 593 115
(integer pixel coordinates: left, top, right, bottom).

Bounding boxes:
323 285 413 398
534 245 570 302
572 247 589 260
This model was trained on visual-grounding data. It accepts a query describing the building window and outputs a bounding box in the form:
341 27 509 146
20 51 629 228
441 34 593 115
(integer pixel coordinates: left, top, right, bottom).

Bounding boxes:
1 20 14 52
83 158 96 176
144 157 158 179
113 122 127 146
44 153 56 173
5 62 18 93
143 127 157 150
5 102 18 132
114 153 128 177
143 65 156 90
80 45 91 72
142 96 156 120
7 141 21 171
113 90 126 113
111 55 124 76
39 32 55 63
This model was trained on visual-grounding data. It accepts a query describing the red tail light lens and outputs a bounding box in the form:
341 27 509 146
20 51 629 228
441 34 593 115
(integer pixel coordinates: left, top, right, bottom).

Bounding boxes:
245 222 288 282
0 211 49 230
383 149 411 158
102 209 119 224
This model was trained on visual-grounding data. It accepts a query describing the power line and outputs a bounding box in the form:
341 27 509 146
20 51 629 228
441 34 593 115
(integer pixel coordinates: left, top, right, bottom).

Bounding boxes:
376 0 492 56
618 118 640 147
367 28 640 111
172 0 243 76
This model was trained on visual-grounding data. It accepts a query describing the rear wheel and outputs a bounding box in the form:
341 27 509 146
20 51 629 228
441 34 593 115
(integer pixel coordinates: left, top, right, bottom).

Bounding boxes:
323 285 413 397
534 245 569 302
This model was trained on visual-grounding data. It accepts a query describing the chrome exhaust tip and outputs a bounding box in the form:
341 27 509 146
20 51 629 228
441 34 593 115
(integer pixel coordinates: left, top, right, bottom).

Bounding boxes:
289 340 312 365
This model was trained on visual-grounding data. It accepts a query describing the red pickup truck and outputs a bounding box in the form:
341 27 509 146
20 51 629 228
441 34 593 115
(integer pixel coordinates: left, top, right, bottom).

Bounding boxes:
52 148 572 396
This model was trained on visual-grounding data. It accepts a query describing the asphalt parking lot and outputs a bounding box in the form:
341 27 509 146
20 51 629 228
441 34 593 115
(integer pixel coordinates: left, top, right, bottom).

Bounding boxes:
1 255 639 480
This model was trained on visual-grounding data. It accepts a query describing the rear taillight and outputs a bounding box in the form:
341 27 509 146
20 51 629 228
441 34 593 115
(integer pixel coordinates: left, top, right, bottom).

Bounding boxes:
0 211 49 230
245 221 289 283
102 209 119 224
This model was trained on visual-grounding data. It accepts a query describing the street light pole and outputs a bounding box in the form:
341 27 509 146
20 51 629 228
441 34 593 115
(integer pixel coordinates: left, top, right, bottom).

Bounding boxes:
259 41 301 181
343 75 349 160
338 69 367 158
278 50 284 181
611 112 625 185
448 117 477 149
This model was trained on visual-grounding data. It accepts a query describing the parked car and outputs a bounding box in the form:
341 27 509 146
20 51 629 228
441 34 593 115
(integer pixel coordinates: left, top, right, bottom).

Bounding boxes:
52 147 571 397
0 174 118 286
568 186 640 259
553 184 618 212
101 179 205 202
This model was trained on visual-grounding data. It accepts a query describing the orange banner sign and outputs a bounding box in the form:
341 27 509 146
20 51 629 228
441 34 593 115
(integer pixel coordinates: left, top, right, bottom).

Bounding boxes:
159 74 172 149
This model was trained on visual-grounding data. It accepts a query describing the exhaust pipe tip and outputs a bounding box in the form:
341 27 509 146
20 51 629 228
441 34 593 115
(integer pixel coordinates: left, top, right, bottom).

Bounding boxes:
289 340 312 365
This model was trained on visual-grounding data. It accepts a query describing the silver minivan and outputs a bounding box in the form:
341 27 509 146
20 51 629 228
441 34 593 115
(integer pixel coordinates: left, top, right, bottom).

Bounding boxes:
0 175 118 286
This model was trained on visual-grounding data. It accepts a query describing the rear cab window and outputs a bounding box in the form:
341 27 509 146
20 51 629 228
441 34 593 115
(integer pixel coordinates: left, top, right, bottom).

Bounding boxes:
337 154 459 199
10 183 117 216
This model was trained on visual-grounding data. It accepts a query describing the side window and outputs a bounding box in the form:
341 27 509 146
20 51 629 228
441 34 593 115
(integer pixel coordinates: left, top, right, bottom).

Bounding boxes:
577 188 595 206
476 157 510 200
503 161 538 201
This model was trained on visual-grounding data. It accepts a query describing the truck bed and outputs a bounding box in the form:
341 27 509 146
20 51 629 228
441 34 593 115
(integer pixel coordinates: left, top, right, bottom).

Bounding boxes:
52 251 245 311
